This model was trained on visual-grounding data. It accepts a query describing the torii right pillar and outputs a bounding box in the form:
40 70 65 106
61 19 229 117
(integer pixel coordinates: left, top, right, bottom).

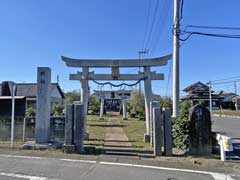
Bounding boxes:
144 66 152 142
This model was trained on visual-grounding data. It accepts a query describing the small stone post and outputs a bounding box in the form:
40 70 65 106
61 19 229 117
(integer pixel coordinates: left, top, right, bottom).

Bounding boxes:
163 108 173 156
74 104 85 153
153 107 163 156
35 67 51 143
99 98 104 120
63 104 75 153
150 101 160 147
65 105 74 145
122 99 128 120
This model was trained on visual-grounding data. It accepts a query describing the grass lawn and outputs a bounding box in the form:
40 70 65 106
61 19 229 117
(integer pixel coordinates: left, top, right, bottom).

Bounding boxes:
213 109 240 117
85 115 107 149
119 117 152 151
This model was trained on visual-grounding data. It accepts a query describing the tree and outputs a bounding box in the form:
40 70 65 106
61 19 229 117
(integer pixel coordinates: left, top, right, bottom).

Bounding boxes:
51 103 64 116
64 90 81 105
152 95 172 109
172 100 191 150
88 96 100 115
129 90 145 120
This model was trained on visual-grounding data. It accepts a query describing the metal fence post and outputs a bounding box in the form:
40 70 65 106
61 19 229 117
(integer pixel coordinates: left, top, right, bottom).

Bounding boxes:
22 117 26 142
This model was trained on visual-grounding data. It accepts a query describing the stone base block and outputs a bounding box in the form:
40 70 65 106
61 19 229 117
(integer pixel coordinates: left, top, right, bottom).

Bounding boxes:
99 117 104 120
123 118 128 120
62 144 76 154
144 134 150 143
21 141 63 150
84 133 89 140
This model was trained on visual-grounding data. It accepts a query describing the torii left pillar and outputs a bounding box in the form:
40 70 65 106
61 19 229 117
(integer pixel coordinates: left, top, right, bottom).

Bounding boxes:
144 66 152 142
80 67 89 139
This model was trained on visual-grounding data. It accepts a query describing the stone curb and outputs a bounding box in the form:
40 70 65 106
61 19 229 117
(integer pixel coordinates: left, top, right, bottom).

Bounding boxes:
212 114 240 119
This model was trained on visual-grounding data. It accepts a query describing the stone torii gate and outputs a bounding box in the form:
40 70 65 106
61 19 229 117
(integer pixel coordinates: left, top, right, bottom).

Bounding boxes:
62 54 171 141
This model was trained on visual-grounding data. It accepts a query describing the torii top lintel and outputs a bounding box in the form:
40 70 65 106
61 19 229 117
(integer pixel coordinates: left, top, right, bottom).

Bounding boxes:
61 54 172 68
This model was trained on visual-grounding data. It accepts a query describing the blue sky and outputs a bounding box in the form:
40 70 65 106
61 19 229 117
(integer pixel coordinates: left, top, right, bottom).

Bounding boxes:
0 0 240 96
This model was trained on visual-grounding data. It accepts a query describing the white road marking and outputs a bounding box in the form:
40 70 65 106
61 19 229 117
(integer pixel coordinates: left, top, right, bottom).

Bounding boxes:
0 171 61 180
0 154 238 180
99 161 236 180
60 158 96 164
0 154 43 160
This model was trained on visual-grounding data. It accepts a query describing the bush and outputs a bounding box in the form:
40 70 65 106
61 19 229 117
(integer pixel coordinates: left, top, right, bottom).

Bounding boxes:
88 96 100 115
172 100 191 150
25 107 36 117
51 103 64 116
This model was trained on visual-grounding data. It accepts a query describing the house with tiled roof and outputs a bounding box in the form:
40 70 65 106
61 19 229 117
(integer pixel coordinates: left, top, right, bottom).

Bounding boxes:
0 81 65 117
181 81 223 109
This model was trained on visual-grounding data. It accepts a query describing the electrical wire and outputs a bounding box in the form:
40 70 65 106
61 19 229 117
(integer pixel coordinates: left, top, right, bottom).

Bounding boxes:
143 0 160 51
142 0 153 51
179 30 240 41
184 25 240 31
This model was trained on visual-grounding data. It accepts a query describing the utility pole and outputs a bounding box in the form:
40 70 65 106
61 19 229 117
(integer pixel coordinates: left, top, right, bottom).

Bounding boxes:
172 0 180 118
234 81 238 111
209 81 212 113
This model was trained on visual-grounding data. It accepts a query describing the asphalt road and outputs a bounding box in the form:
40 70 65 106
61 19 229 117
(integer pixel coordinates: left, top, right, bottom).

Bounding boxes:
212 116 240 137
0 154 218 180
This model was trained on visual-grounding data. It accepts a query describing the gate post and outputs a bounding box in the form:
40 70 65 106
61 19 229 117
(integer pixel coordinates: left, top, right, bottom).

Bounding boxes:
163 108 173 156
74 104 85 153
153 107 163 156
150 101 160 147
65 104 74 145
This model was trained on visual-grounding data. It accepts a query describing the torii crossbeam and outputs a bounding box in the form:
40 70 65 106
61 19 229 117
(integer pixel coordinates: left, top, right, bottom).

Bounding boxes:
62 54 172 67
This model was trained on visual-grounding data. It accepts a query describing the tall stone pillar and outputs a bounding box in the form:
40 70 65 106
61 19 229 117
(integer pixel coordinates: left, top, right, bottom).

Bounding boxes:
80 67 89 137
35 67 51 143
122 99 128 120
144 66 152 142
99 98 104 120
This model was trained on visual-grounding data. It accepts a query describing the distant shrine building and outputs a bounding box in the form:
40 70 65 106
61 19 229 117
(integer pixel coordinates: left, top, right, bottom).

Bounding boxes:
92 90 132 111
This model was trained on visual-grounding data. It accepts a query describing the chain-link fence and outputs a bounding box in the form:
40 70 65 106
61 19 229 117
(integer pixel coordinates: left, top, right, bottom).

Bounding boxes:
0 116 65 148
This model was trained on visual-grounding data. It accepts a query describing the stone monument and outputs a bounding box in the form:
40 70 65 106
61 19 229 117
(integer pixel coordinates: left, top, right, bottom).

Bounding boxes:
189 104 212 155
35 67 51 143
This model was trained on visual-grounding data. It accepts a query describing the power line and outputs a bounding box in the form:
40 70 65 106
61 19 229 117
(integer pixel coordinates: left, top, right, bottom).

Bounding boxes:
143 0 160 51
184 25 240 31
211 75 240 83
150 0 172 54
179 30 240 41
142 0 153 51
211 79 240 85
179 0 184 22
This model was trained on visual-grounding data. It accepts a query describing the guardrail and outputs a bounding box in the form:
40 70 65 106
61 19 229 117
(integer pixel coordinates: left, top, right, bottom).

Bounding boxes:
216 134 240 161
